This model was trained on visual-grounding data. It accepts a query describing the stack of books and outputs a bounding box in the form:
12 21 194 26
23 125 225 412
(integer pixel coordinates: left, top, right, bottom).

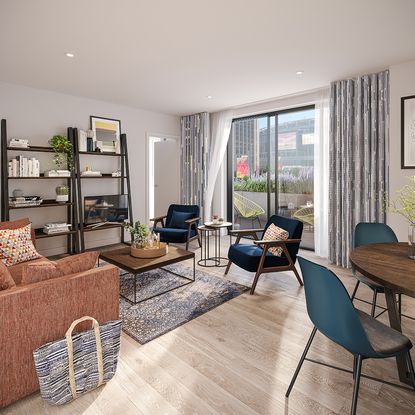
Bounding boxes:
44 170 71 177
9 138 29 148
43 223 71 234
9 196 43 207
81 170 102 177
8 156 40 177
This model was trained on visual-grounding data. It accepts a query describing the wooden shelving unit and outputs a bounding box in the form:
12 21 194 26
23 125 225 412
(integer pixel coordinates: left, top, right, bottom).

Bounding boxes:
71 128 133 252
1 119 79 254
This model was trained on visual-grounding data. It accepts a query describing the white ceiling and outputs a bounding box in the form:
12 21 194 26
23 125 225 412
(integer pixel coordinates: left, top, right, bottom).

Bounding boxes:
1 0 415 116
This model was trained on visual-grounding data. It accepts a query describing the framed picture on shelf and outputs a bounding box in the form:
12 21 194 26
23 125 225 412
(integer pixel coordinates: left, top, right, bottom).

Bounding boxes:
90 116 121 153
401 95 415 169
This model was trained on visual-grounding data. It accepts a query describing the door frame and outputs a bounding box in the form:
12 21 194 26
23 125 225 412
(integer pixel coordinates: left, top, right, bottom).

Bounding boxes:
146 132 180 224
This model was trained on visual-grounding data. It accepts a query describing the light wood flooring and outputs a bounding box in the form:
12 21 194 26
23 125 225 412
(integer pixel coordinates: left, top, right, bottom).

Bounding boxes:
3 239 415 415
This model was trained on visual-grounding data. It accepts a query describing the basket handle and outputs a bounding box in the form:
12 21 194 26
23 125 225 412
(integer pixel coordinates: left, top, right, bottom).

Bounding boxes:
65 316 104 399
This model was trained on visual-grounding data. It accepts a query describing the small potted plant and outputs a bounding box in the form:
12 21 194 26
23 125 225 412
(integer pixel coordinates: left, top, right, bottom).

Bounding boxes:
55 185 69 203
49 135 73 170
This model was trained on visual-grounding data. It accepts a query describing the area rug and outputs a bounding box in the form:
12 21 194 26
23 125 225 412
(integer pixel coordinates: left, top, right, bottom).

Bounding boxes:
117 263 248 344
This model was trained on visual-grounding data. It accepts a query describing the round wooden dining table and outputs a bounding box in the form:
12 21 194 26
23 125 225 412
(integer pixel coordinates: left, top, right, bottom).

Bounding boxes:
350 242 415 385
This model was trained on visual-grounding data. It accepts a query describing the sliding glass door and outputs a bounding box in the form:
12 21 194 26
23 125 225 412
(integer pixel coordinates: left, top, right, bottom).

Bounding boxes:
227 106 315 249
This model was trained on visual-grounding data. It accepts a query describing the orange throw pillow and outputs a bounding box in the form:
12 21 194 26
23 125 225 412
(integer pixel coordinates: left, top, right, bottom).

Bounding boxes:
55 251 99 276
0 260 16 290
20 260 60 285
262 223 289 256
0 223 41 266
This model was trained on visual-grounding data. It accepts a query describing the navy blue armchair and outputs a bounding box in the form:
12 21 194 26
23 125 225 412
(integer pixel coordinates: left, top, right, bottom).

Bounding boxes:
225 215 303 294
151 204 201 250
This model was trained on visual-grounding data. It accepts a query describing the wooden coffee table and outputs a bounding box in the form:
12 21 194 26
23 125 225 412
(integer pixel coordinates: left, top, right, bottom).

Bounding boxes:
99 245 195 305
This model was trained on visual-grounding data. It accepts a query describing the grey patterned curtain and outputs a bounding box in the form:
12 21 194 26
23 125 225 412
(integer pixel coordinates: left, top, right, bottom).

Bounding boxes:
329 70 389 267
180 112 210 211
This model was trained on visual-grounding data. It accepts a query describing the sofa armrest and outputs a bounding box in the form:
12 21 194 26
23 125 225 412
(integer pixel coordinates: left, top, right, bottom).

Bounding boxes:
0 264 119 408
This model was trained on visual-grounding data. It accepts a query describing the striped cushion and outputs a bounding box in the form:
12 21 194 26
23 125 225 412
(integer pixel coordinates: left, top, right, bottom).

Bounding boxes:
262 223 289 256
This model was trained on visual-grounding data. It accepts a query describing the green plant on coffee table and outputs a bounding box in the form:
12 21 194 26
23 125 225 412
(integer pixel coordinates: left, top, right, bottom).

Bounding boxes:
49 135 73 170
388 176 415 225
123 220 149 248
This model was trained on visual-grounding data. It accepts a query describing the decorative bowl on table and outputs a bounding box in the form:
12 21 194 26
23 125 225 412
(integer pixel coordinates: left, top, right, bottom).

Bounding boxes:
130 242 168 258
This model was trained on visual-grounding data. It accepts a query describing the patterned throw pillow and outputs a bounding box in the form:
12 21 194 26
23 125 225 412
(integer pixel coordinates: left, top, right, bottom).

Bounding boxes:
262 223 289 256
0 223 41 266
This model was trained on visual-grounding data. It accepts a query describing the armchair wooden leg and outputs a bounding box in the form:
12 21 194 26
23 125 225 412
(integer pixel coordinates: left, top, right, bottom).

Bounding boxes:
292 265 303 286
250 269 262 295
185 238 189 251
225 260 232 275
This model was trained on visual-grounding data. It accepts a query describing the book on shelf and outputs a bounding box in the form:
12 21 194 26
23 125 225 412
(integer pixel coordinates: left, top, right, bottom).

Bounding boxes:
9 196 43 207
9 138 29 148
8 156 40 177
43 222 71 234
80 170 102 177
44 170 71 177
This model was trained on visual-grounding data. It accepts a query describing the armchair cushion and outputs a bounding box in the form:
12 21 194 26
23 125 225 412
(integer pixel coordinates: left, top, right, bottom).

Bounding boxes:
228 243 289 272
166 204 200 228
154 227 197 243
168 210 195 229
262 223 289 256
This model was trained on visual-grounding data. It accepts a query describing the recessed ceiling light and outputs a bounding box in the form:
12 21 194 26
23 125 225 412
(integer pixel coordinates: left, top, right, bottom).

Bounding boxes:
296 70 304 75
206 95 213 99
65 52 75 58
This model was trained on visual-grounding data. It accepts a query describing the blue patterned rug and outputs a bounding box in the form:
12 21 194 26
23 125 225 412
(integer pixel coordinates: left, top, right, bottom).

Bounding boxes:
117 264 248 344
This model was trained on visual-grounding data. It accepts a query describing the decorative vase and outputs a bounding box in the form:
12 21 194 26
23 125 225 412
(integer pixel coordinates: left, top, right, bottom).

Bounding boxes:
55 185 69 203
409 225 415 260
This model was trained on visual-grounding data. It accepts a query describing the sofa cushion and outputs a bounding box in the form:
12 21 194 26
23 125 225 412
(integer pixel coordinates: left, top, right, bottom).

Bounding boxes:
8 257 47 285
0 217 36 245
154 227 197 243
0 261 16 290
20 260 60 285
0 223 41 266
54 251 99 276
262 223 289 256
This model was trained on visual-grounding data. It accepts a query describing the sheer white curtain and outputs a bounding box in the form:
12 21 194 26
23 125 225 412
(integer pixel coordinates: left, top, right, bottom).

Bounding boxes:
314 89 330 258
204 109 233 221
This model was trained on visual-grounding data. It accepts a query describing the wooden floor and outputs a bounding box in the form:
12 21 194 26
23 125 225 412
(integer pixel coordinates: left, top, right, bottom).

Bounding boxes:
3 239 415 415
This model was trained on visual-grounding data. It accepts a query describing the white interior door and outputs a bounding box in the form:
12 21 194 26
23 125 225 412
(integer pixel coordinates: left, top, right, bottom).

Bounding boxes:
151 137 179 218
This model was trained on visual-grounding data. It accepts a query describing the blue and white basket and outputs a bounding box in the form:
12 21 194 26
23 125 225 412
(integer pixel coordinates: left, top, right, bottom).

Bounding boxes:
33 316 121 405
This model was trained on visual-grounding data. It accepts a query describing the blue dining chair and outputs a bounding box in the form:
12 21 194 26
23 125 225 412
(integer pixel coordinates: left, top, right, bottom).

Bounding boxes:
286 257 415 415
151 204 201 250
351 222 399 317
225 215 303 295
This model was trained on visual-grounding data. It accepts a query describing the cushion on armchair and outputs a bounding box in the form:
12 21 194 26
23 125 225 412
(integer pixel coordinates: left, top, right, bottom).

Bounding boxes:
168 210 195 229
261 223 289 256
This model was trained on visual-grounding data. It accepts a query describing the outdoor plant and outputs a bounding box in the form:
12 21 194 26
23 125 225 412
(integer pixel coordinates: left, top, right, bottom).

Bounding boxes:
388 176 415 225
49 135 73 170
123 220 149 248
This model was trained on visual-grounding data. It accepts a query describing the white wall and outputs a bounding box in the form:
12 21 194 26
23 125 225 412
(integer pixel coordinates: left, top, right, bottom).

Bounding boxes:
0 82 180 256
388 59 415 239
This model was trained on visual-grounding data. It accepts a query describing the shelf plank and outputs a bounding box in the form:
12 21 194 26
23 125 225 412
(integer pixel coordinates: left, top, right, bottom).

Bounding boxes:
8 175 73 179
7 146 54 153
9 200 73 210
79 151 125 157
83 223 123 232
34 229 76 239
80 174 126 179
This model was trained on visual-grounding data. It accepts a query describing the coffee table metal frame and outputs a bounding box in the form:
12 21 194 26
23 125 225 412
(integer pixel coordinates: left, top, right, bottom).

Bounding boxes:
99 246 195 305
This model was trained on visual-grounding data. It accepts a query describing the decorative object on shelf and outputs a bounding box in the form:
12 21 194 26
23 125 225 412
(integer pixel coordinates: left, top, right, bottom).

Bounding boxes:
43 222 71 234
401 95 415 169
49 135 73 170
90 116 121 154
12 189 23 197
9 196 43 207
78 130 88 152
55 185 69 203
8 156 40 177
81 166 102 177
111 169 121 177
9 138 29 148
44 169 71 177
123 220 148 250
388 176 415 258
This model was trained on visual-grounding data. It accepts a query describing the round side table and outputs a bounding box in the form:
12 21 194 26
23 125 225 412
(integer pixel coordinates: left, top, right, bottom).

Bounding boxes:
198 221 232 267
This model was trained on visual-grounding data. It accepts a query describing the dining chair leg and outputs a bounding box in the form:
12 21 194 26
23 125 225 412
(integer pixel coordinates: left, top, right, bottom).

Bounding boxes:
406 352 415 391
350 281 360 301
351 355 363 415
224 260 232 275
286 326 317 398
370 290 378 317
